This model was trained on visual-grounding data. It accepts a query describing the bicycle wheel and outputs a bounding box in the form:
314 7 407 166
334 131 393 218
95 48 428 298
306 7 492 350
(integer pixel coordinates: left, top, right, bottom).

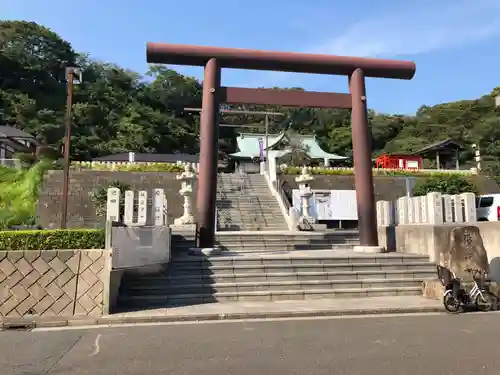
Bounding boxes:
475 292 496 312
443 293 460 313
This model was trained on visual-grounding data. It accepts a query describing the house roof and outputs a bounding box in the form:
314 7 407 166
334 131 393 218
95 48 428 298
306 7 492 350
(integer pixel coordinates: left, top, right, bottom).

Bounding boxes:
0 126 35 140
415 138 465 155
93 153 200 163
230 132 348 160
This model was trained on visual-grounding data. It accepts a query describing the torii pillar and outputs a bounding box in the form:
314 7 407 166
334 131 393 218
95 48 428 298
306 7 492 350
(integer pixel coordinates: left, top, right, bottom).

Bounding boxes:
147 43 416 250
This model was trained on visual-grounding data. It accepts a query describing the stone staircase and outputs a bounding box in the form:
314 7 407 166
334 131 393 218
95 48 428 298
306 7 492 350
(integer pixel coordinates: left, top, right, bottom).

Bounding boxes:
118 252 437 309
216 173 288 231
171 232 360 253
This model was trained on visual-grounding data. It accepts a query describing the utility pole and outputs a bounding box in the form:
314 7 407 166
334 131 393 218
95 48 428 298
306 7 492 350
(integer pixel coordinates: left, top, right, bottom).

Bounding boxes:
61 66 82 229
265 114 269 171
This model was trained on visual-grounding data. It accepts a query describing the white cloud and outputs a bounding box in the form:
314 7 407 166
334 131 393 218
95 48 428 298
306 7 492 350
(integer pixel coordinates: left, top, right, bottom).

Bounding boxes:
312 0 500 58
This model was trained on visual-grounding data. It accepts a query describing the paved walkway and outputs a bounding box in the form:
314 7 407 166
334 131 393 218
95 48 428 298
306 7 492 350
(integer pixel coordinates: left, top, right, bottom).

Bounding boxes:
1 296 444 329
113 296 443 320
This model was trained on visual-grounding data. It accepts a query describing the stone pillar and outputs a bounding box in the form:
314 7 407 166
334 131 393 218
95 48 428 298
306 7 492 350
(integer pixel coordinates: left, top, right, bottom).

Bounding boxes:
453 194 464 223
426 192 443 224
124 190 134 225
420 196 428 224
106 188 120 222
413 197 422 224
137 191 148 226
397 196 409 225
376 201 384 226
382 201 393 225
407 197 415 224
442 195 453 223
461 192 477 222
153 188 167 227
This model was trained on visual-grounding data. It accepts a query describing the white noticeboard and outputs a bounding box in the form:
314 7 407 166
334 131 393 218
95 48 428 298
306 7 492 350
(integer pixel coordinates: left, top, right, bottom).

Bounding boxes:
292 189 357 220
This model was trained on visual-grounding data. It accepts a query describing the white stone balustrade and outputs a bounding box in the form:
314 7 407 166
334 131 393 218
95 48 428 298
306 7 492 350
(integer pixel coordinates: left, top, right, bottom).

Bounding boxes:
378 191 478 226
106 187 168 226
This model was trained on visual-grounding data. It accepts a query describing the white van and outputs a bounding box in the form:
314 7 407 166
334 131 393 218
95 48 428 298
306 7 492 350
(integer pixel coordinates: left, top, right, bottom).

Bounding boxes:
476 194 500 221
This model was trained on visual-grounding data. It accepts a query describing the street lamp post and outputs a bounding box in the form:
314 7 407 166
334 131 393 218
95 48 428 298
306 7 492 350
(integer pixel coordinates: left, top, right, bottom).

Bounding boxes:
265 115 269 171
60 66 82 229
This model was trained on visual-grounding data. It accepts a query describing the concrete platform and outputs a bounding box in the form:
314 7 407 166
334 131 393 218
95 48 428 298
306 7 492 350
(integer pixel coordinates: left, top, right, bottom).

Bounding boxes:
1 296 444 329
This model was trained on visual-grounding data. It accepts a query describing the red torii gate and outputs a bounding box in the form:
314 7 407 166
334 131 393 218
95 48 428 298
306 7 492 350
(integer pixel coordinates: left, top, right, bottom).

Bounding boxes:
146 43 416 250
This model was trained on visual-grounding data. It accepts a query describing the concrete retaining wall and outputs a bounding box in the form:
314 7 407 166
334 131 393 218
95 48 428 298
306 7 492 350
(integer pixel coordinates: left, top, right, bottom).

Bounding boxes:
380 222 500 283
0 249 111 317
37 171 193 229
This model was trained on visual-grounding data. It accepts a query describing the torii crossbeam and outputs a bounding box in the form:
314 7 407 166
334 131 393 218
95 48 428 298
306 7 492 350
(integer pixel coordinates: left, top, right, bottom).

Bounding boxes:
146 43 416 250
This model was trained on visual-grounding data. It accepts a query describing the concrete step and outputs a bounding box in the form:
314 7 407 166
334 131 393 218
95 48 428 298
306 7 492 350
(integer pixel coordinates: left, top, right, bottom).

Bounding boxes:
118 286 424 307
122 278 425 295
124 269 437 285
165 262 435 276
169 254 430 265
174 244 358 252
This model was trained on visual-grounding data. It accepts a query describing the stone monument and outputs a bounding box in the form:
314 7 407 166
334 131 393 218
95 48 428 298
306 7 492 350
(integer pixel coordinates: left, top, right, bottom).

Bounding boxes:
440 226 489 281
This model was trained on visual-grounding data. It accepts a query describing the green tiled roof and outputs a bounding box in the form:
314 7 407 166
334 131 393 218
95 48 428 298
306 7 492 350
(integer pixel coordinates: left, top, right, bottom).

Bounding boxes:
230 132 347 160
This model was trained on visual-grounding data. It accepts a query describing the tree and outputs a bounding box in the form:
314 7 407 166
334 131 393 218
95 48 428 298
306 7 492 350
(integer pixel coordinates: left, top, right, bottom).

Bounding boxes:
2 19 500 184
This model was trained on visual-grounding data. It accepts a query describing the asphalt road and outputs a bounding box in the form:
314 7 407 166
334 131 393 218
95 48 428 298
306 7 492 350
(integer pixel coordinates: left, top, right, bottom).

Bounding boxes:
2 312 500 375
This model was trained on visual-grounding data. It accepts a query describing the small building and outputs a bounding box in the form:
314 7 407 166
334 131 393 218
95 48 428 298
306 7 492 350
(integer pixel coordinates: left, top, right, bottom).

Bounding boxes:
415 138 465 170
229 132 348 173
375 154 423 170
0 126 38 159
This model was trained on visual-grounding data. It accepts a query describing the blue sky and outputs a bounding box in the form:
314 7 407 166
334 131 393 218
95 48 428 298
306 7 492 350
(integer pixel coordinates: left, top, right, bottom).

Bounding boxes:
3 0 500 114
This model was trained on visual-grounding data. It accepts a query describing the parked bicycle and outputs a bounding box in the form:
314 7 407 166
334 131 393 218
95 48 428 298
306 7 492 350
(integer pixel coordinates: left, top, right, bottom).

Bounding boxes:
443 267 496 313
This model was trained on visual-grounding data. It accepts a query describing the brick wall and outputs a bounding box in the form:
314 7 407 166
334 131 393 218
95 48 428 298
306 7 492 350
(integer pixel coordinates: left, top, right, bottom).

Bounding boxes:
38 171 193 229
0 250 109 317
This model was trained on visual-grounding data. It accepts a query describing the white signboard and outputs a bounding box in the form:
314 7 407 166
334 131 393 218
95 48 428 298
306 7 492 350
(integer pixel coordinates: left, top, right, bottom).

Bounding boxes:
292 189 358 221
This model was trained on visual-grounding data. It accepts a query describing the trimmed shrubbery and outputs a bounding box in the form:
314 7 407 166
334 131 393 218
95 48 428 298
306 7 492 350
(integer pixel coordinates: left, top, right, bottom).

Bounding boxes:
413 175 478 196
0 229 105 250
279 166 474 177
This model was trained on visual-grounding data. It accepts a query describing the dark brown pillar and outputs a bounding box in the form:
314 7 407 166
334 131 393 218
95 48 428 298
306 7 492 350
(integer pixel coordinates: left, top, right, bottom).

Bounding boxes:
349 68 378 247
196 58 221 248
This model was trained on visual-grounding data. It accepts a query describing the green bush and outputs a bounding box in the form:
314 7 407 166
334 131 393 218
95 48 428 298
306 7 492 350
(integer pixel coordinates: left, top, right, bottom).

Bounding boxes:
279 166 473 178
72 161 184 172
0 160 52 229
90 180 131 217
0 229 105 250
413 175 478 196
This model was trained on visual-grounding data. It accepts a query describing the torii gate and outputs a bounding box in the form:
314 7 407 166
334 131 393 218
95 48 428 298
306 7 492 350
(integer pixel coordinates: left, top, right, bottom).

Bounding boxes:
146 43 416 250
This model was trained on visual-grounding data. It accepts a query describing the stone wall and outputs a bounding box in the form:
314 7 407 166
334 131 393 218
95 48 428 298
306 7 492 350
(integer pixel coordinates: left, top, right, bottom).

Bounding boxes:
38 171 192 229
0 249 110 317
380 222 500 283
281 175 500 202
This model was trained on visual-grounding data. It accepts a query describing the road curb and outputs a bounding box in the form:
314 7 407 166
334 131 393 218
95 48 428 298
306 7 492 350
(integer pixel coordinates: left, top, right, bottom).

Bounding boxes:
0 305 445 330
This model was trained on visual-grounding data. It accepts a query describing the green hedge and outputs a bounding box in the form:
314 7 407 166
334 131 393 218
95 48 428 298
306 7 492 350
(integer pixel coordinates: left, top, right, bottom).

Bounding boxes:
279 167 473 177
0 229 105 250
72 161 184 172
